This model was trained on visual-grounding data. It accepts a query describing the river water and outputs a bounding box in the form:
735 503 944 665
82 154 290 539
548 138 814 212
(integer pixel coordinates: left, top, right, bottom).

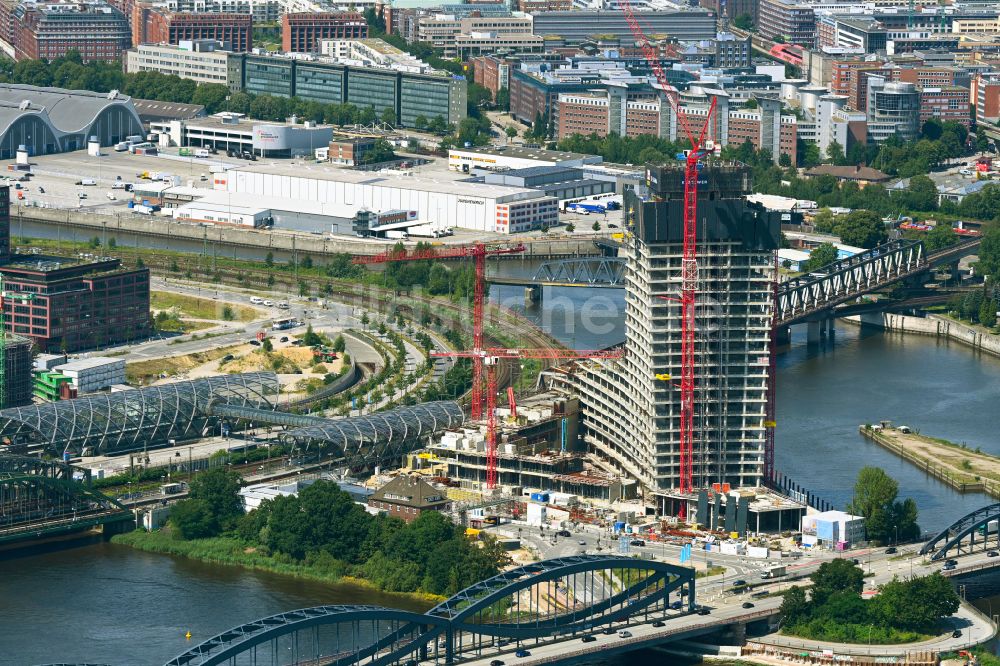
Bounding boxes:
3 282 1000 664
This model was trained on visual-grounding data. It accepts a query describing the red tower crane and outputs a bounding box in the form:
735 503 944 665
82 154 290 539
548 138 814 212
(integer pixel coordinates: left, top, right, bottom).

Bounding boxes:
434 347 624 489
352 241 526 421
621 0 718 496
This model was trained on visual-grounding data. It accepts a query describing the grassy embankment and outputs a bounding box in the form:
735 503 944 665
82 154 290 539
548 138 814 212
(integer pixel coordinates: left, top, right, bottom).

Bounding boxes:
111 529 445 605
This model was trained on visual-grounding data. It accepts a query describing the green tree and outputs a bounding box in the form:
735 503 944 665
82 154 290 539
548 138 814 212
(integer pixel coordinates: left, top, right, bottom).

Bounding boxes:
979 297 997 328
222 305 235 321
978 223 1000 276
261 337 273 352
733 13 753 30
184 467 243 534
905 175 939 211
265 251 274 268
505 126 518 139
922 223 958 251
413 114 428 130
592 221 601 232
847 466 919 544
811 208 836 233
825 140 846 165
835 210 887 248
802 242 839 273
809 559 864 606
780 585 810 625
565 223 575 233
360 312 370 328
170 498 219 540
381 107 397 126
495 86 510 112
303 323 322 346
332 334 346 352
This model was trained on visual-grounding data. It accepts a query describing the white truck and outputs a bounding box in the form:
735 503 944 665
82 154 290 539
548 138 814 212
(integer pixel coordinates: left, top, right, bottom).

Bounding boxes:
385 230 409 240
761 565 786 579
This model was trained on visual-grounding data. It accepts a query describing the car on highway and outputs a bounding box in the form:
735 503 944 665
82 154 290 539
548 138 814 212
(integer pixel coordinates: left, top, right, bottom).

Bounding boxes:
669 600 683 610
515 650 530 658
651 621 665 627
988 550 999 557
696 607 711 616
742 602 755 609
731 579 747 587
885 547 897 554
581 635 597 643
578 540 587 545
630 539 646 547
263 299 274 307
943 562 956 571
490 660 505 666
602 628 616 635
617 630 632 638
946 559 958 566
952 630 962 638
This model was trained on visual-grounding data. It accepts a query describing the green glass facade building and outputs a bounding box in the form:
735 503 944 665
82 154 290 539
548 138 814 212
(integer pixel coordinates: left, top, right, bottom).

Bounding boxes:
238 54 467 128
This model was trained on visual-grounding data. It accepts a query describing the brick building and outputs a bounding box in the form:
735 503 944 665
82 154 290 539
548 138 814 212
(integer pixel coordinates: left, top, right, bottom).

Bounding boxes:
368 475 450 524
919 87 971 127
281 12 366 53
830 60 884 109
0 187 151 352
471 55 510 98
974 74 1000 126
892 67 959 89
132 5 252 52
6 1 130 63
758 0 815 47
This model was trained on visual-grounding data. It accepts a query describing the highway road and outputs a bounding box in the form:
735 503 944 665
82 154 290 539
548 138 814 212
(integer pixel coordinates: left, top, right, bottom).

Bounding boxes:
460 523 999 666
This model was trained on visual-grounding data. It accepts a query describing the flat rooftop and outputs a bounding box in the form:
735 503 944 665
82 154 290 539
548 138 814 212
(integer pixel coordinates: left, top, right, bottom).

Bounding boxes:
229 162 550 200
451 145 602 164
178 114 332 132
54 357 124 372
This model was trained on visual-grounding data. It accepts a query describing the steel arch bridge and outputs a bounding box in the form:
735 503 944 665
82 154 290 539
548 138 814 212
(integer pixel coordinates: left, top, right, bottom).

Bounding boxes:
920 502 1000 561
0 454 131 544
165 555 695 666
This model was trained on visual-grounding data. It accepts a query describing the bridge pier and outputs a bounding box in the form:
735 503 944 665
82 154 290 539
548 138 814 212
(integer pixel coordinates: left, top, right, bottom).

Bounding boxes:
775 325 791 346
525 285 541 305
807 320 821 345
827 317 835 338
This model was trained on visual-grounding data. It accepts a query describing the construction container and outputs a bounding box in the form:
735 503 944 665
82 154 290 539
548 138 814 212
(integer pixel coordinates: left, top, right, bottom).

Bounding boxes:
52 356 126 394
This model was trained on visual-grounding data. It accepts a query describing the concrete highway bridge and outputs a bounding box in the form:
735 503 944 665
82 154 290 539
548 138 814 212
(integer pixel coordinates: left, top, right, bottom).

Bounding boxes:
164 554 778 666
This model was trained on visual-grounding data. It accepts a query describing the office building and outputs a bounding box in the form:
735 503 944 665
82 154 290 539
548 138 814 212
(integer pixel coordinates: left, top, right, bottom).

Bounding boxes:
7 1 130 63
319 38 432 73
454 32 543 60
0 186 150 352
158 0 280 20
974 73 1000 125
280 12 366 53
758 0 815 47
236 52 467 128
415 13 533 57
0 333 32 408
548 163 779 513
530 9 715 46
471 55 510 98
919 86 971 126
132 4 253 52
150 112 333 157
124 41 238 87
698 0 758 26
866 78 920 142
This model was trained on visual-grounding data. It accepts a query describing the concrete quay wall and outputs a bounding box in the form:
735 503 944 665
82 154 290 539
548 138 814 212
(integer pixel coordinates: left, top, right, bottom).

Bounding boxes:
843 312 1000 358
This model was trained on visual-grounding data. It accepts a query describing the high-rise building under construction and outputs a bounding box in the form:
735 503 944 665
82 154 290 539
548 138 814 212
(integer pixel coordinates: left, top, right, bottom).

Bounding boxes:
554 162 780 515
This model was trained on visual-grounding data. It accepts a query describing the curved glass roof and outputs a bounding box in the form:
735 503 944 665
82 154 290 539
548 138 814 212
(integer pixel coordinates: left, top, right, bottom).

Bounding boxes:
0 372 278 457
279 401 465 466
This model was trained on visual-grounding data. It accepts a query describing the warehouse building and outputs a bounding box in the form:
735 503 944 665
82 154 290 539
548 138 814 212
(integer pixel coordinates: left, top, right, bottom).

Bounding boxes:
448 145 602 172
482 165 615 202
215 163 558 233
0 84 144 159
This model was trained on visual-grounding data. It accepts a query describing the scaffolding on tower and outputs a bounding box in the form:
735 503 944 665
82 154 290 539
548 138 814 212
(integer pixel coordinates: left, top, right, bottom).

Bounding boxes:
621 0 718 497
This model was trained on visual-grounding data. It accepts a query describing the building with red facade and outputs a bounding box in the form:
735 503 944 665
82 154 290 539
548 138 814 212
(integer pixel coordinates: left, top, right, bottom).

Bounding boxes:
471 55 510 99
919 86 971 127
132 4 252 52
0 187 151 352
281 12 366 53
5 1 130 63
368 475 450 524
973 74 1000 126
892 67 960 89
830 60 884 109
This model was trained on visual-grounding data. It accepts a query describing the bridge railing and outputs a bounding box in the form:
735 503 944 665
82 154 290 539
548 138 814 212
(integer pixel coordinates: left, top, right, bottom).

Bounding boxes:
777 239 926 326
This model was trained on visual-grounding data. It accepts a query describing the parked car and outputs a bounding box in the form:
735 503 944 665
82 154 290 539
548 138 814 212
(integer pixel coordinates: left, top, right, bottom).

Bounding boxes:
557 530 571 537
731 579 747 587
946 559 958 566
988 550 999 557
578 539 587 545
490 660 505 666
630 539 646 547
279 336 289 343
669 600 683 610
696 607 711 616
651 621 665 627
602 628 616 635
248 339 261 346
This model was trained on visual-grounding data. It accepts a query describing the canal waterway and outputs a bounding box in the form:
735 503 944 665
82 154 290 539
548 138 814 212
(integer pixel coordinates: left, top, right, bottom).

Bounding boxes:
3 282 1000 664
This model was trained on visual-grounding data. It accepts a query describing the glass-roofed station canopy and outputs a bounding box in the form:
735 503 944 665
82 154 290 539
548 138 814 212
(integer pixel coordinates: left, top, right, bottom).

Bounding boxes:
0 372 279 457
